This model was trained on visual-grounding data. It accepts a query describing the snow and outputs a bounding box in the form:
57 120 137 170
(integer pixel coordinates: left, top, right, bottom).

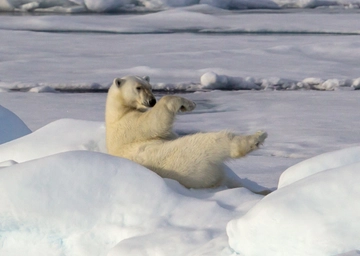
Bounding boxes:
278 146 360 188
1 0 360 12
0 107 262 255
200 72 261 90
1 8 360 92
29 85 57 93
228 155 360 256
200 72 359 91
1 150 246 256
1 88 360 255
200 0 280 9
0 118 106 163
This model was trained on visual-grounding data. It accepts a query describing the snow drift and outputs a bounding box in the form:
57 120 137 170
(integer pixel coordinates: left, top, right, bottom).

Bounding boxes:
278 146 360 188
0 118 106 163
0 150 261 256
227 146 360 256
0 150 235 256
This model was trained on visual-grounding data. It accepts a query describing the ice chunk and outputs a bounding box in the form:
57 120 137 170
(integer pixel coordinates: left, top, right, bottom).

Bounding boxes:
0 105 31 144
228 153 360 256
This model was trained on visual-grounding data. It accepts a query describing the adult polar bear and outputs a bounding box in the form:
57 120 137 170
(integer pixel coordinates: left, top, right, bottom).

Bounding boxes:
106 75 268 191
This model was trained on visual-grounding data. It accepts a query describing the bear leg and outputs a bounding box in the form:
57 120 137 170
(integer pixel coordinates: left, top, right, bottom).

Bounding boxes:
230 131 268 158
130 130 267 189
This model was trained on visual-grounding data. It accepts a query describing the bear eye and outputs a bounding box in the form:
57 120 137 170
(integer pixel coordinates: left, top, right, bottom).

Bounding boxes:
136 87 141 91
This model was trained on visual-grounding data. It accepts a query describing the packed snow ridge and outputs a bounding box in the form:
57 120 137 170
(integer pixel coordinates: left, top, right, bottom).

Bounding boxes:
0 0 360 13
1 72 360 93
198 72 360 91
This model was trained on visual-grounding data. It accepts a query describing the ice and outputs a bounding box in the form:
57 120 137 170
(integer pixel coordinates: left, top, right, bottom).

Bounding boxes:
0 118 106 163
351 77 360 89
1 72 360 93
0 150 260 256
1 88 360 255
84 0 130 12
278 146 360 188
1 0 360 12
200 0 280 9
200 71 229 88
0 151 204 255
1 4 360 255
29 85 57 93
225 105 360 256
200 71 261 90
1 10 360 92
198 72 359 91
0 105 31 144
337 251 360 256
0 0 84 12
227 159 360 256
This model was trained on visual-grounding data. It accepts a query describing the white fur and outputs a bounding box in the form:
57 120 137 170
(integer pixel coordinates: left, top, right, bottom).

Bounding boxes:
106 76 268 190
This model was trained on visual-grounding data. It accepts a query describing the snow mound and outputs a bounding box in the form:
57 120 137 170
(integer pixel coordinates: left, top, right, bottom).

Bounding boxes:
200 71 261 90
200 0 280 9
278 146 360 188
0 119 106 163
0 105 31 144
199 72 359 91
0 82 107 93
0 150 261 256
0 151 178 255
29 85 57 93
227 150 360 256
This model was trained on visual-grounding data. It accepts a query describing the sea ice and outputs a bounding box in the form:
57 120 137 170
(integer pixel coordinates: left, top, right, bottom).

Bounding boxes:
0 105 31 144
228 157 360 256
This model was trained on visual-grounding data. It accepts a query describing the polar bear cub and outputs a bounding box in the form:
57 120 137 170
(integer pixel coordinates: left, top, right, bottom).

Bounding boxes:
106 75 268 189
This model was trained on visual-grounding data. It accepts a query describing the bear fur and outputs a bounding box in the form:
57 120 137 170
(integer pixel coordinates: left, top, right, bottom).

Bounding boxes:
105 75 268 191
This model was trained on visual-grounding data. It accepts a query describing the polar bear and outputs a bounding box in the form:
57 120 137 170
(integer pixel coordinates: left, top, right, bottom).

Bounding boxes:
106 75 268 192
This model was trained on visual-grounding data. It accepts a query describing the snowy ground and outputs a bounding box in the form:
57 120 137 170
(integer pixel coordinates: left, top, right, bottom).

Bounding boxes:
1 4 360 256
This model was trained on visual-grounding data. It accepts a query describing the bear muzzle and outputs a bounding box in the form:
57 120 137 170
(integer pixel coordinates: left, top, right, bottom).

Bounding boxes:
148 98 156 107
143 98 156 108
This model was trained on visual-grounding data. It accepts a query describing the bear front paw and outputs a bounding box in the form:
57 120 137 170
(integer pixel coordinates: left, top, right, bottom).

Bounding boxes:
180 99 196 112
252 131 268 149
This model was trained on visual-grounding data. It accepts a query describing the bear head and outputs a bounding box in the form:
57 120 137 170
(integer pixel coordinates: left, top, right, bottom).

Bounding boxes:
109 75 156 111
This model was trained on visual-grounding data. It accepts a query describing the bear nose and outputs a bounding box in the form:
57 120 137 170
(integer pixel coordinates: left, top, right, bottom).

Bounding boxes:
149 98 156 107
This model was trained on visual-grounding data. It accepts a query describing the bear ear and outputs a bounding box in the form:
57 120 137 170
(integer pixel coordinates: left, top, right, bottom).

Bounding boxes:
114 78 125 88
143 76 150 82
